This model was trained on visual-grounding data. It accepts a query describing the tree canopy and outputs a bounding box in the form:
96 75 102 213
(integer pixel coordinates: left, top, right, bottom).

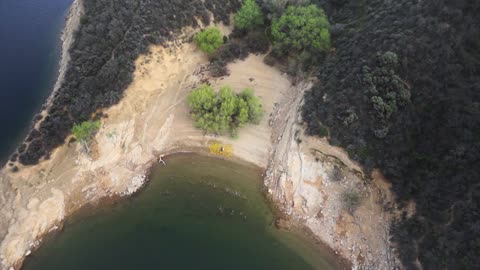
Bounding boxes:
234 0 264 31
187 84 263 137
71 120 101 143
271 5 331 53
194 28 223 54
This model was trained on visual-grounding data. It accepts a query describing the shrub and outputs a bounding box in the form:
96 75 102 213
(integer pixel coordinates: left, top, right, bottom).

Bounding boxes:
360 52 411 138
271 5 330 54
239 88 264 124
195 28 223 54
341 189 361 214
209 142 233 157
187 85 264 136
71 120 101 153
234 0 264 31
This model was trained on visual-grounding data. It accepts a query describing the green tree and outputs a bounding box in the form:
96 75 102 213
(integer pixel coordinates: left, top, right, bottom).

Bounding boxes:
194 28 223 54
187 84 216 112
271 5 331 54
187 85 264 137
234 0 264 31
71 120 101 153
239 88 263 124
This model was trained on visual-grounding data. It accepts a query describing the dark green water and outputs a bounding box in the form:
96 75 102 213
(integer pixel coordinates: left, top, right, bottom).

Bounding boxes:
23 154 336 270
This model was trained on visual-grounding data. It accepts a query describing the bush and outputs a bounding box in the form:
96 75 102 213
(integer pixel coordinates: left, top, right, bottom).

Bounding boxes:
72 120 101 143
71 120 101 153
271 5 330 54
209 142 233 157
341 189 361 213
234 0 264 31
187 85 264 136
195 28 223 54
239 88 264 124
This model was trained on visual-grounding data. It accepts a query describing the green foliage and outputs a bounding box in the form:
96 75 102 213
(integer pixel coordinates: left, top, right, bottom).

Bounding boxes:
271 5 331 54
234 0 264 31
71 120 101 143
362 51 411 138
239 88 264 124
195 28 223 54
187 85 264 136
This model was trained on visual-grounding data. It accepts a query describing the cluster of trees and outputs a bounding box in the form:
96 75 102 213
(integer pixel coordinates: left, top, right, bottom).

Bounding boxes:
302 0 480 268
203 1 331 77
361 52 411 138
187 84 263 137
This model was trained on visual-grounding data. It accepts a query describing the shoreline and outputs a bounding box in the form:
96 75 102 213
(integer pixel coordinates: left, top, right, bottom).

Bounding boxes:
0 0 83 167
0 18 395 270
22 151 351 270
3 0 83 166
49 0 83 104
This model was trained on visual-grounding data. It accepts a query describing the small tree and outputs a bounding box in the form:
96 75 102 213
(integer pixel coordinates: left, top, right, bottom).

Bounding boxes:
71 120 101 153
195 28 223 54
271 5 331 54
234 0 264 31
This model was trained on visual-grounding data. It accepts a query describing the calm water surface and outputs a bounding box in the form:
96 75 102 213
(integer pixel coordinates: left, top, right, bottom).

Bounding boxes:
23 154 337 270
0 0 72 162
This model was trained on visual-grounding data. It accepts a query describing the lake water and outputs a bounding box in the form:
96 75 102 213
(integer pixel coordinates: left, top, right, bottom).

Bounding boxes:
0 0 72 163
22 154 338 270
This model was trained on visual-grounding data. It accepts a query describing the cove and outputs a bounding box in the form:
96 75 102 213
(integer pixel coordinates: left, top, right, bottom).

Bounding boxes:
22 154 337 270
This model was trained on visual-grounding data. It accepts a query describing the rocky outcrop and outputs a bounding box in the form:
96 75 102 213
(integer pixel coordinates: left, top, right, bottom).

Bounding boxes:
266 83 398 269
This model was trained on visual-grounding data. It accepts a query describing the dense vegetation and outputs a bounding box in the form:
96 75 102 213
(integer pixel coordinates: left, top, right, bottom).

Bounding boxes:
187 85 263 137
302 0 480 268
195 28 223 54
10 0 241 165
